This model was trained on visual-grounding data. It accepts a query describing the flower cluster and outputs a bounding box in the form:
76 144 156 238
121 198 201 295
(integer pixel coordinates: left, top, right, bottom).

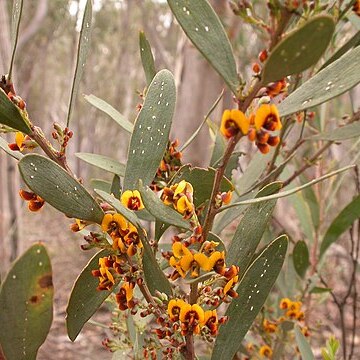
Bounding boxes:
279 297 304 321
166 299 225 337
220 103 282 154
161 180 195 219
19 189 45 212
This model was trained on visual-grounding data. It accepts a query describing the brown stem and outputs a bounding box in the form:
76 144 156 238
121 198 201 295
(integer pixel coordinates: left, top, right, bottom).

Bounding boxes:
282 142 333 187
185 334 195 360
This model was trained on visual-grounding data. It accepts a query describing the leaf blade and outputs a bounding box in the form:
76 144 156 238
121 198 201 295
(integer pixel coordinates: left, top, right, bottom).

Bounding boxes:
167 0 239 94
139 31 156 85
212 235 288 360
18 154 104 223
0 243 53 360
293 240 310 278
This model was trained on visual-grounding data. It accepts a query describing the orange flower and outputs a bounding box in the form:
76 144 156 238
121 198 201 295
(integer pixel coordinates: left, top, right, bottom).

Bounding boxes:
179 302 205 335
353 0 360 16
169 242 195 278
101 213 127 236
167 299 186 322
120 190 144 211
220 109 250 139
92 256 117 291
202 310 219 335
259 345 273 358
193 251 225 273
19 189 45 212
116 282 135 310
254 104 282 132
279 297 292 310
263 319 278 333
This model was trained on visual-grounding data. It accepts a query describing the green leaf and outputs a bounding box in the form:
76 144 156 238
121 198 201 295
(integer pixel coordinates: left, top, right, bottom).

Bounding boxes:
320 195 360 257
0 88 31 134
84 94 133 134
167 0 239 94
170 165 233 207
320 31 360 70
75 152 125 176
278 46 360 117
18 154 104 223
308 121 360 141
0 135 23 160
293 240 310 278
94 190 172 296
8 0 23 78
300 174 320 230
66 0 92 127
309 286 331 294
295 325 315 360
124 69 176 190
90 179 111 193
66 249 112 341
139 31 156 85
212 235 288 360
111 174 122 198
138 181 191 230
0 243 53 360
262 16 335 83
219 165 354 209
227 182 282 277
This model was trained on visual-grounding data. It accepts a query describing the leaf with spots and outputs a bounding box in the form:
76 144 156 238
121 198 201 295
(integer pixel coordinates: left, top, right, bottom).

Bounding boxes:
167 0 239 94
262 16 335 84
139 31 156 85
124 69 176 190
0 243 53 360
170 165 233 207
226 182 282 277
66 0 92 126
66 249 112 341
138 181 191 230
84 94 133 134
75 152 125 176
0 88 31 134
212 235 288 360
18 154 104 224
278 46 360 117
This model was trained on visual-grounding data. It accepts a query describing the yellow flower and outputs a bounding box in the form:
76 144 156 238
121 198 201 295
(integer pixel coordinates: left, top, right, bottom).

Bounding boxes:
254 104 282 132
223 275 239 297
279 297 292 310
179 302 205 335
120 190 144 211
101 213 127 234
116 282 135 311
168 299 186 322
169 242 194 278
194 251 225 273
15 132 25 151
92 256 117 291
176 196 194 215
220 109 250 139
263 319 278 333
202 310 219 335
259 345 273 358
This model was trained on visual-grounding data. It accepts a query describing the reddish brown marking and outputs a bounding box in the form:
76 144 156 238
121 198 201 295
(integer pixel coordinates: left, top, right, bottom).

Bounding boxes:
30 295 39 304
38 274 53 288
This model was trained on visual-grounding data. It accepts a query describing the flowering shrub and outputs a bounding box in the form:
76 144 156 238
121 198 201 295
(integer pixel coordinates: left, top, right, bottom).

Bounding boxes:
1 1 360 359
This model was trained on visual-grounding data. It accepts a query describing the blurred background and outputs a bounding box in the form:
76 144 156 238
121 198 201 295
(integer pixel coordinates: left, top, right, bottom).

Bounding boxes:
0 0 359 359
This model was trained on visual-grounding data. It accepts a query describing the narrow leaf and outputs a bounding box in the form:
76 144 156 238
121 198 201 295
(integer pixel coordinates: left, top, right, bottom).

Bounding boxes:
66 249 112 341
0 88 31 134
219 165 354 210
0 136 23 160
90 179 111 193
124 69 176 190
278 46 360 117
262 16 335 83
0 243 53 360
295 325 315 360
66 0 92 126
139 31 156 85
138 181 191 230
167 0 239 94
170 165 233 207
293 240 310 278
18 154 104 223
94 190 172 296
8 0 23 79
320 195 360 257
75 152 125 176
226 182 282 277
310 286 331 294
84 94 133 133
212 235 288 360
308 122 360 141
